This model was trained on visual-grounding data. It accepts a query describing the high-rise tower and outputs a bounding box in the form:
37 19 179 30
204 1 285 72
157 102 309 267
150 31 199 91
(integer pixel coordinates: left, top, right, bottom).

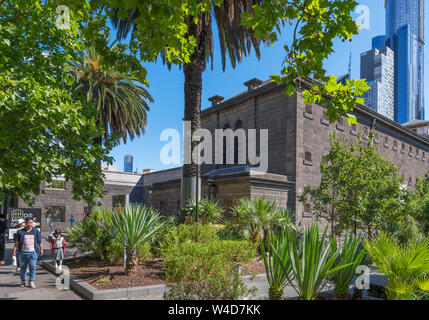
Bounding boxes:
124 155 133 173
361 47 395 120
373 0 424 123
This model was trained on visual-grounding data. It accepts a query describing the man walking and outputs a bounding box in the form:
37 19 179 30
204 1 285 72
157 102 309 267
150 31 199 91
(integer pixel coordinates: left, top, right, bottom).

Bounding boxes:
0 214 8 264
12 217 43 288
70 215 75 228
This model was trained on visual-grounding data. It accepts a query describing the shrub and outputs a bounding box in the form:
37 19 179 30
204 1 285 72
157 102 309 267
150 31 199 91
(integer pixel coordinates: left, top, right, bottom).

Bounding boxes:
232 197 295 244
137 242 152 262
160 223 219 255
182 198 224 224
66 209 123 263
163 240 256 300
364 232 429 300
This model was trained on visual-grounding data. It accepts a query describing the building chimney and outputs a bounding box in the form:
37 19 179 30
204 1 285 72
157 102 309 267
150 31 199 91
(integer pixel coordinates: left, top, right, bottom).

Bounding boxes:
243 78 263 91
208 95 224 106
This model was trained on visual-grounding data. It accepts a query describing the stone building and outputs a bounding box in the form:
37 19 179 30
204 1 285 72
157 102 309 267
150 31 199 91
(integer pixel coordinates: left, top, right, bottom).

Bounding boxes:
12 77 429 230
148 77 429 225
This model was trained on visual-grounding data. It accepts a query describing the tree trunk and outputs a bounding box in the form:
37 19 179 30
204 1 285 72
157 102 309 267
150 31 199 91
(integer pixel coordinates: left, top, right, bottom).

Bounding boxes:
87 134 103 216
125 247 138 276
269 287 284 300
181 15 207 205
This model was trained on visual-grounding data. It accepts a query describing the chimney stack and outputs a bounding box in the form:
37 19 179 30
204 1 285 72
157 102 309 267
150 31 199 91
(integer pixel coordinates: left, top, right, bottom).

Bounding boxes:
208 95 224 106
243 78 263 91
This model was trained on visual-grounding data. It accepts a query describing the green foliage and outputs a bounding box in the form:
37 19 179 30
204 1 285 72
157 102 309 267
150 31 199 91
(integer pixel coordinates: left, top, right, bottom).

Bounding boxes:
364 233 429 300
242 0 367 123
232 197 297 243
101 206 165 274
260 228 297 300
412 173 429 235
182 198 224 224
331 233 367 299
108 0 366 122
0 0 113 203
68 39 153 144
385 215 424 245
273 224 350 300
149 215 179 256
301 131 408 237
66 210 122 263
160 223 219 255
136 242 152 262
163 240 256 300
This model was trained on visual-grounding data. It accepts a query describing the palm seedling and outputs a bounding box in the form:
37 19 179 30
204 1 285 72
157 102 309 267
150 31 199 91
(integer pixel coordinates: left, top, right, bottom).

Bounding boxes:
364 232 429 300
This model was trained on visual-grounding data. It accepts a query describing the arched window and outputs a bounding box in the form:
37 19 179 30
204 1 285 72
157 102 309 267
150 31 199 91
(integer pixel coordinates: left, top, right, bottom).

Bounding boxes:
305 151 312 162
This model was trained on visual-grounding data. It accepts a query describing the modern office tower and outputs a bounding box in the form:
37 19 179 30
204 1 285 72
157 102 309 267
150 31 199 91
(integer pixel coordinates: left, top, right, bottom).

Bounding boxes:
360 47 395 120
372 0 424 123
124 155 133 173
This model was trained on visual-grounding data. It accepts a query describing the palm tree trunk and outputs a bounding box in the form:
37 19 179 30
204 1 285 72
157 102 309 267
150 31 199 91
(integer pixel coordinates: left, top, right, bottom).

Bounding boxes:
181 16 206 205
125 247 138 275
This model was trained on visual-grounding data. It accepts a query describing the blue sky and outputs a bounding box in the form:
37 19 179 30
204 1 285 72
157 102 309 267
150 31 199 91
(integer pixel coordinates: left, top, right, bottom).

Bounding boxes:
107 0 427 172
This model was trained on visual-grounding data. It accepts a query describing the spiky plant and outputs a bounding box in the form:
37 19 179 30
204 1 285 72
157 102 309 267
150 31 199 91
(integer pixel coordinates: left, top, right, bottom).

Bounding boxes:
260 227 297 300
331 233 367 299
274 224 351 300
102 206 165 275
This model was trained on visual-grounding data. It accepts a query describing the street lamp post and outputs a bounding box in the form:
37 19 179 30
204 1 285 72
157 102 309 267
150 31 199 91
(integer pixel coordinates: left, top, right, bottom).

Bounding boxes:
194 136 203 224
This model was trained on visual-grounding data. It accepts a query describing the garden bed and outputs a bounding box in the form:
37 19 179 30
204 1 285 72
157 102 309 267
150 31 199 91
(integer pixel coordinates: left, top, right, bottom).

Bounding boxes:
63 255 266 291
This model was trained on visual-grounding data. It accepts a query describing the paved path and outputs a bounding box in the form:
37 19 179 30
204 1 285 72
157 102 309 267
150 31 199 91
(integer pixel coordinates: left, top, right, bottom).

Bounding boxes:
0 240 83 300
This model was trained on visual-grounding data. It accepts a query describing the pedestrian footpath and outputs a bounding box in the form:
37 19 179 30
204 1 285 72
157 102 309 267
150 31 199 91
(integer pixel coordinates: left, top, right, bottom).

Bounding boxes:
0 241 82 300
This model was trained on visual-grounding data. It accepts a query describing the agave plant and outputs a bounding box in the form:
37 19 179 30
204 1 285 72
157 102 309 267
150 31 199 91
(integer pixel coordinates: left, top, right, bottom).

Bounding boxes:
331 233 367 299
102 206 165 275
273 224 351 300
260 228 296 300
364 232 429 300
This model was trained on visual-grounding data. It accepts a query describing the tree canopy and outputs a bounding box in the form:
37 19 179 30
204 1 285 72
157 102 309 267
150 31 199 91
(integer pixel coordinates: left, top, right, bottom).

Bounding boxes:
300 131 408 237
0 0 113 203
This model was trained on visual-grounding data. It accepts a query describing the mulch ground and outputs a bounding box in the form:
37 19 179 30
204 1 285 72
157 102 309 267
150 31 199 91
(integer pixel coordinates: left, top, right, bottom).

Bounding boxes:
63 256 266 291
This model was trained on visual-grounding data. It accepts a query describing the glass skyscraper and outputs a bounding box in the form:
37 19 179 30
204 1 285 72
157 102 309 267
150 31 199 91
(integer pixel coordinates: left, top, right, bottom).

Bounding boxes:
372 0 424 123
124 154 133 173
361 47 395 120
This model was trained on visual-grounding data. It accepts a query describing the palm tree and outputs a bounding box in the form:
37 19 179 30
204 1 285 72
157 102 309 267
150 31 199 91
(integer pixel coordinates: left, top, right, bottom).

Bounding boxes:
68 42 153 213
113 1 265 203
68 42 153 146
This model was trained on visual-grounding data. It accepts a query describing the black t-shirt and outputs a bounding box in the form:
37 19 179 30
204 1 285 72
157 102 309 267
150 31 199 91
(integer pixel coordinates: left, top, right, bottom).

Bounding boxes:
0 220 7 241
